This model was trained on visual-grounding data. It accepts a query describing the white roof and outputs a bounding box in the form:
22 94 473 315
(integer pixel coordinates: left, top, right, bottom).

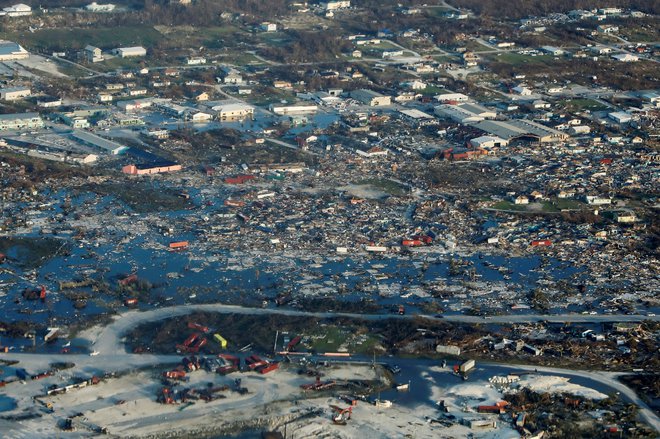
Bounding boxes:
5 3 31 12
118 46 146 53
399 109 433 119
470 135 506 145
212 102 254 112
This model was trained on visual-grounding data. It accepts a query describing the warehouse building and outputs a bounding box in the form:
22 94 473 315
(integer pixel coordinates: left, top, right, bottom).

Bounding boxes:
70 130 129 155
0 86 30 101
115 46 147 58
0 112 43 131
1 3 31 16
122 162 182 175
469 135 508 149
435 103 496 124
0 40 29 60
350 89 391 107
471 119 568 143
270 104 318 115
210 102 255 120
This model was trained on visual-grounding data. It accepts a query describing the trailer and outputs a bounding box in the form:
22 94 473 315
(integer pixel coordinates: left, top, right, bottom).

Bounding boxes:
286 336 301 352
188 322 210 333
459 359 475 373
44 327 60 342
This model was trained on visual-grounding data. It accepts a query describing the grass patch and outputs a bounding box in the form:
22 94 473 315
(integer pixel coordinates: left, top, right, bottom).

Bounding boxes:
491 200 528 211
52 59 90 78
246 87 297 107
306 324 380 354
552 198 585 210
562 99 609 112
356 178 408 196
424 6 457 17
5 26 163 52
96 56 147 72
420 85 449 96
487 52 555 66
222 52 264 66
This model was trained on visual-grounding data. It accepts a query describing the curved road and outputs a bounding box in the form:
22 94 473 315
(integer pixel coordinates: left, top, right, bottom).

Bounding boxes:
2 304 658 433
85 303 659 356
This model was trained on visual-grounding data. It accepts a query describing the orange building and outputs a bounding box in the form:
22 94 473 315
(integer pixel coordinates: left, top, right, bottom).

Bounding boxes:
122 163 182 175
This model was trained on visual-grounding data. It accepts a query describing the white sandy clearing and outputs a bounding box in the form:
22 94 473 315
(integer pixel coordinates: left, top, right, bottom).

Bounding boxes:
516 374 607 400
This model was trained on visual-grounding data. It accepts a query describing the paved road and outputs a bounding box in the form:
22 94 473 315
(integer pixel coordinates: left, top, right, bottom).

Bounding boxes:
81 303 659 356
2 304 657 433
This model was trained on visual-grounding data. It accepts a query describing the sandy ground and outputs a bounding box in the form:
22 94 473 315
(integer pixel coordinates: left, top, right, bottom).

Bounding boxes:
516 374 607 400
6 54 68 78
0 354 651 438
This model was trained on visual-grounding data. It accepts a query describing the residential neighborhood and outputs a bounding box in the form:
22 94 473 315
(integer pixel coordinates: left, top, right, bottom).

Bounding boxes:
0 1 657 438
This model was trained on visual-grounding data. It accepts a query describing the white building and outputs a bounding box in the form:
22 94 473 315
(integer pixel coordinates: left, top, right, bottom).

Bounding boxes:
402 80 426 90
37 97 62 108
84 45 104 63
585 195 612 205
186 57 206 65
270 105 318 115
434 93 469 103
469 135 508 149
1 4 31 17
0 86 30 101
612 53 638 62
512 85 533 96
323 1 350 11
541 46 565 56
189 111 212 123
435 103 496 124
86 2 116 12
0 40 29 61
609 111 632 124
350 89 391 107
261 22 277 32
0 112 44 131
115 46 147 58
211 102 255 121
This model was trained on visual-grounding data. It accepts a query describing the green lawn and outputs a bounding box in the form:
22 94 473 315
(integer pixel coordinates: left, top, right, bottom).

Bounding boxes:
491 201 528 211
487 52 557 66
5 26 163 52
357 178 408 196
552 199 585 210
562 99 610 112
306 325 381 354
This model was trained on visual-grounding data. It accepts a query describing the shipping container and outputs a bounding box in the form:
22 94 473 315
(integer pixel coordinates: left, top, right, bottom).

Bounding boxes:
402 239 423 247
169 241 189 249
530 240 552 247
259 363 279 374
188 322 209 333
286 336 302 352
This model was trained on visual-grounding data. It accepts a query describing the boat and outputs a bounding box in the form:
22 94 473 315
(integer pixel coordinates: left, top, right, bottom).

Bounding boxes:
396 383 409 391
